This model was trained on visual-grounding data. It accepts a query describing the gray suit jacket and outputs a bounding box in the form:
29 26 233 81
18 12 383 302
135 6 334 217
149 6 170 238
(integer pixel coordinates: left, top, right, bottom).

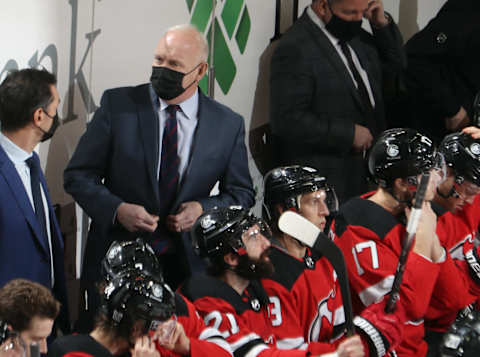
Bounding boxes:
270 11 405 202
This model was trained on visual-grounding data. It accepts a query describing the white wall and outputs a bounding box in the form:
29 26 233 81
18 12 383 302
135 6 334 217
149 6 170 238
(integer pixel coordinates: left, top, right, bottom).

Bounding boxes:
0 0 449 270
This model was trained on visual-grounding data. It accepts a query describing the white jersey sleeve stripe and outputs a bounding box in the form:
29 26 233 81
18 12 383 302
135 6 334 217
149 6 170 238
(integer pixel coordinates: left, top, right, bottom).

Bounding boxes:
276 337 305 349
199 327 225 340
198 327 233 353
230 333 262 351
333 305 345 326
244 344 270 357
358 275 394 307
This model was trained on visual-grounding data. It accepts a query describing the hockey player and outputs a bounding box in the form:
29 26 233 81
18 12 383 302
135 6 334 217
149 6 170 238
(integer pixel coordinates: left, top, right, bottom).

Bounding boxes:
423 131 480 353
180 206 365 357
50 241 232 357
440 310 480 357
261 165 405 356
49 271 173 357
332 128 467 357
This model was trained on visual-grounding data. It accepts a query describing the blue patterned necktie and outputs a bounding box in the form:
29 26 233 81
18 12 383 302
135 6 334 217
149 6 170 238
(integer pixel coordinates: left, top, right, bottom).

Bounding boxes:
159 105 181 216
151 105 181 254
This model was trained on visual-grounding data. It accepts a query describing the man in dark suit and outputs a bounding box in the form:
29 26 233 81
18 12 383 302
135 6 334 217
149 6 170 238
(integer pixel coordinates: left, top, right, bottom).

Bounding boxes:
404 0 480 143
64 24 254 328
0 69 68 331
270 0 405 203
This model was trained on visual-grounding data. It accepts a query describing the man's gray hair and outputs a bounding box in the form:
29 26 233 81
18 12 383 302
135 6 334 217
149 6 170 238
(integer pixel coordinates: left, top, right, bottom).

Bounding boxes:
166 24 209 63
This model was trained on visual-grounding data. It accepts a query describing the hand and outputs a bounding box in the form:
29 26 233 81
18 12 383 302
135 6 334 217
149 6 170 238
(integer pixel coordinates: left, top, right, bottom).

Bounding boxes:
336 335 365 357
462 126 480 139
116 203 159 233
430 234 445 263
155 321 190 356
166 201 203 233
132 336 160 357
410 202 437 259
364 0 389 28
352 124 373 153
445 106 470 132
359 298 406 352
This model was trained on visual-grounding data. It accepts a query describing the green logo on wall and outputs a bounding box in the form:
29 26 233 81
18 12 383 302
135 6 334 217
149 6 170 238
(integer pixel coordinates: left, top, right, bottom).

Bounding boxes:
186 0 251 94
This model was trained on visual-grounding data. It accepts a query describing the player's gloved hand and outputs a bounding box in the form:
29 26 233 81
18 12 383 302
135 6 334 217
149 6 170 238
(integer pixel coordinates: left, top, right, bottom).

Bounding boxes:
463 239 480 285
353 298 406 357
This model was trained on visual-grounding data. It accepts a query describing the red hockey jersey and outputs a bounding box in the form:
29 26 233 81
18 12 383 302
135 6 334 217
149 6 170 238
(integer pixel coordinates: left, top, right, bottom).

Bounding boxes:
332 195 441 357
261 245 348 355
180 274 309 357
154 293 233 357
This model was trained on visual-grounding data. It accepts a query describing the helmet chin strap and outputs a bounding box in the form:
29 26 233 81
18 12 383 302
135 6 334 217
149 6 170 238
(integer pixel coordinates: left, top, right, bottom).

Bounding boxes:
436 185 455 199
386 186 415 208
436 175 462 199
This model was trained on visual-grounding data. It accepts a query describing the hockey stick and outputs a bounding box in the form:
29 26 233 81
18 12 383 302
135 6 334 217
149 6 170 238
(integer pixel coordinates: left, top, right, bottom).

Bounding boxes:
29 343 40 357
278 211 355 336
385 172 431 313
473 90 480 127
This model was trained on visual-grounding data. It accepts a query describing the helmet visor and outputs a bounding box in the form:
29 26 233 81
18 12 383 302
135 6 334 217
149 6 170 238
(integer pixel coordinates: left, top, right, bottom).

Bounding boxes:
453 180 480 200
229 216 272 253
298 185 338 215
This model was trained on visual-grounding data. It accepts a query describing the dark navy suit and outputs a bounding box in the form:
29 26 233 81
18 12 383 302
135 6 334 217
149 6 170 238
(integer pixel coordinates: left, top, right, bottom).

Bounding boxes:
64 84 254 327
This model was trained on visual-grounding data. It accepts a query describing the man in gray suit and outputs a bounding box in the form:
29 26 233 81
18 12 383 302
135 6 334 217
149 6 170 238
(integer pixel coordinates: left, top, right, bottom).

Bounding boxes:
270 0 405 203
64 24 254 330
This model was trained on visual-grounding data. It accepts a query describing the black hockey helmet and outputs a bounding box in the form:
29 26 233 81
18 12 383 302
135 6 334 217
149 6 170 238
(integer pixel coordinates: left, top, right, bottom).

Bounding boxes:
368 128 441 187
0 320 9 346
440 132 480 187
0 320 26 356
191 206 272 259
263 165 338 221
101 271 175 332
101 238 161 281
441 310 480 357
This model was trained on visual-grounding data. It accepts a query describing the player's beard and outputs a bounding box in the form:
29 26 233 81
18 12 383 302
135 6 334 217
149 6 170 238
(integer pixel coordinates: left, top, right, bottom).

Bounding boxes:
235 248 274 280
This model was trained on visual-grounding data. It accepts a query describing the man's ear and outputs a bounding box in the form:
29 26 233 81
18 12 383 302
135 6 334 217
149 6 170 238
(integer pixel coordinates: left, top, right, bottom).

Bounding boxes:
130 320 144 340
224 252 239 267
275 203 286 217
32 107 43 126
312 0 328 17
197 62 208 81
392 178 412 199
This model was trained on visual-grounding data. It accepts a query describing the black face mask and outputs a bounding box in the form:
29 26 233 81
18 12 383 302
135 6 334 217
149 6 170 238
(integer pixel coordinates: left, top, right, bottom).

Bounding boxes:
40 110 60 142
150 63 201 100
325 3 362 42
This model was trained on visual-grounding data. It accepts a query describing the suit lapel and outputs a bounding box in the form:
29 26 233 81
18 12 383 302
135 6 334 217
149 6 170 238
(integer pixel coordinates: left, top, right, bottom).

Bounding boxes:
350 40 381 106
0 148 50 256
37 159 64 252
133 84 160 205
301 13 366 113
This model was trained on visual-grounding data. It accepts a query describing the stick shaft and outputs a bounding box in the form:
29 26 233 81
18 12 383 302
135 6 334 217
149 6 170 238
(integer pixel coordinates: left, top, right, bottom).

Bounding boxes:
385 173 430 313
